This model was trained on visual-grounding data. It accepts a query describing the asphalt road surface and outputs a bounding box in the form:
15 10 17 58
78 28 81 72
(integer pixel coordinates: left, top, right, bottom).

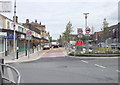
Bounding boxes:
10 48 119 83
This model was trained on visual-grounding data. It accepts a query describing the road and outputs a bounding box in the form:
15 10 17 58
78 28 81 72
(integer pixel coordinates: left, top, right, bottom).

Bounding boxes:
10 48 119 83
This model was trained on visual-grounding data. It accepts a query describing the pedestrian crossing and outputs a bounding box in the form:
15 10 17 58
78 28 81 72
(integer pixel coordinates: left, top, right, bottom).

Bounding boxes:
41 52 65 58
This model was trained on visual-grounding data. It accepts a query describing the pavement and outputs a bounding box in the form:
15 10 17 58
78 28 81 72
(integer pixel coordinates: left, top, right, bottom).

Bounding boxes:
4 49 50 64
4 48 67 64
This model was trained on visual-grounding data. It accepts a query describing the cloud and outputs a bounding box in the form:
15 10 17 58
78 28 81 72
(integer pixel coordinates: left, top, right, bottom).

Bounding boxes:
16 0 119 2
3 1 118 40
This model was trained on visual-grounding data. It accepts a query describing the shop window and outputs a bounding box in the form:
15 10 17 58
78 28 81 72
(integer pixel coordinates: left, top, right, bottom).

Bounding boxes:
0 38 4 53
18 26 23 32
7 21 10 29
0 18 3 28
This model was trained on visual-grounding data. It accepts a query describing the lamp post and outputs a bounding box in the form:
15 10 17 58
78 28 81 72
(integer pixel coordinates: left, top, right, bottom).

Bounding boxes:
83 13 89 53
83 13 89 30
13 0 16 60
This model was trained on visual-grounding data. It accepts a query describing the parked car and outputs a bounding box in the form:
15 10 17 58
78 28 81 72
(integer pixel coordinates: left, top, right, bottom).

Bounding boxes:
43 44 50 50
97 42 108 48
58 44 62 47
51 42 59 48
110 43 120 50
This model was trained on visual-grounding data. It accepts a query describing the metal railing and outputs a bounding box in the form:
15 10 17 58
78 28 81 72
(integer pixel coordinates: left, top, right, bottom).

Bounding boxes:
0 63 21 85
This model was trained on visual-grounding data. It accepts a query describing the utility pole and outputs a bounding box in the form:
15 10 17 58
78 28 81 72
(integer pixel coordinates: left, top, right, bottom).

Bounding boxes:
13 0 16 60
83 13 89 53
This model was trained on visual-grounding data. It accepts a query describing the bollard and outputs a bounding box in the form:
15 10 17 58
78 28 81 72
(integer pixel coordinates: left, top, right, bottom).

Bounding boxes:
5 51 7 56
16 50 18 59
25 50 27 56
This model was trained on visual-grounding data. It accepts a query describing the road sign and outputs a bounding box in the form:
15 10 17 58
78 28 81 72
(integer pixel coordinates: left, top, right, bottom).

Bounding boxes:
26 30 32 36
76 41 84 46
78 34 82 38
85 33 90 36
0 1 11 12
77 28 83 34
26 35 32 40
85 27 91 33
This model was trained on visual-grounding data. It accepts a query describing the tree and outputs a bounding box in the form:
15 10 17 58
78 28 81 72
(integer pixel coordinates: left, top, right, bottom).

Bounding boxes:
47 32 52 42
63 21 73 43
48 37 52 42
58 35 62 44
102 18 109 42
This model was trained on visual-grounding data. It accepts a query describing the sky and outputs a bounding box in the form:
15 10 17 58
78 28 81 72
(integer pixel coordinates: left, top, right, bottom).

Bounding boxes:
1 0 119 39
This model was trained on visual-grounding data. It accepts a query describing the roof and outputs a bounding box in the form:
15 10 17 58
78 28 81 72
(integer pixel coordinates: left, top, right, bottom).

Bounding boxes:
0 14 24 26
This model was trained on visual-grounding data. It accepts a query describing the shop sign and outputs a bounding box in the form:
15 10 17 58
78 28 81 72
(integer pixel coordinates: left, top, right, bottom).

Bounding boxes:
0 32 7 38
7 33 14 39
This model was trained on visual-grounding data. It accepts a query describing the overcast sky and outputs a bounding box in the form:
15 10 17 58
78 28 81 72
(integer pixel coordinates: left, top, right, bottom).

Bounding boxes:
2 0 119 39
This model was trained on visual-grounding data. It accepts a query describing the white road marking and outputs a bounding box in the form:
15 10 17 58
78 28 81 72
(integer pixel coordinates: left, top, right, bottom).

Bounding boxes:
81 60 88 63
116 70 120 72
94 64 106 69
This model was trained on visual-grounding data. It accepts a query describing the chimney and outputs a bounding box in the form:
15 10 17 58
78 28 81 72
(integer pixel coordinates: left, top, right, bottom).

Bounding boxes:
26 19 29 24
13 16 18 23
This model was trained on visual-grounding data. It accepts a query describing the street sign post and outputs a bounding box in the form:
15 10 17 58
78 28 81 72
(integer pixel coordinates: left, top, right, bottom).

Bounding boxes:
77 28 83 39
85 27 91 53
77 28 83 53
26 30 32 58
26 30 32 40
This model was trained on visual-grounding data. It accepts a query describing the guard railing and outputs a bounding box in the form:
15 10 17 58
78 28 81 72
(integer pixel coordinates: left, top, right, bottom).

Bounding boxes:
0 63 21 85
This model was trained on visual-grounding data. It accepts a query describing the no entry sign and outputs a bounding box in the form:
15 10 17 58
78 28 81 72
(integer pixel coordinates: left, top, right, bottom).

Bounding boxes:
85 27 91 33
77 28 83 34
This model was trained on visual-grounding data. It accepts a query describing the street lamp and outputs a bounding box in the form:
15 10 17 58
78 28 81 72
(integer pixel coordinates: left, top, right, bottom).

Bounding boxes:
13 0 16 60
83 13 89 53
83 13 89 30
